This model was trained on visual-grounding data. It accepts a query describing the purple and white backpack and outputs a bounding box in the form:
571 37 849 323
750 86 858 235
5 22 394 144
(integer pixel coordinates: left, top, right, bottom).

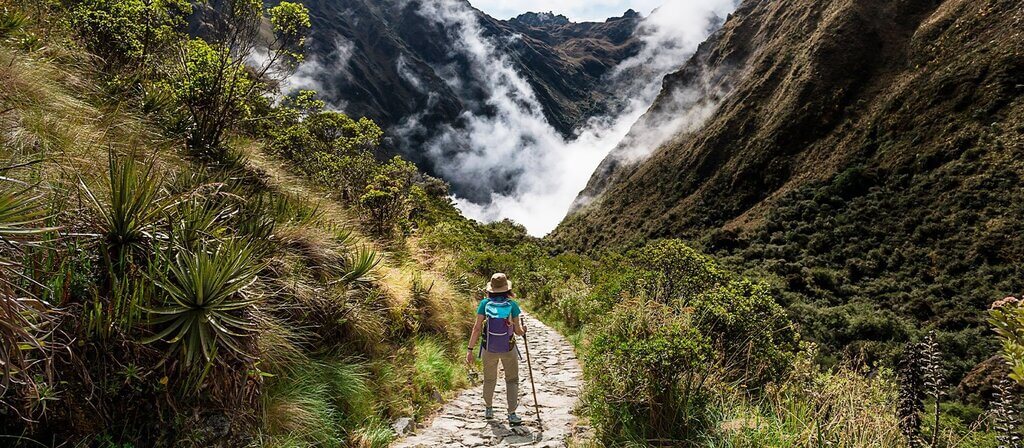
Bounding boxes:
482 297 514 353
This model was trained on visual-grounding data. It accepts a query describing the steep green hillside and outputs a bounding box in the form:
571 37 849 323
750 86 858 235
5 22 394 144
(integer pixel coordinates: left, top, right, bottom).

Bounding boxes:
553 0 1024 376
0 1 476 445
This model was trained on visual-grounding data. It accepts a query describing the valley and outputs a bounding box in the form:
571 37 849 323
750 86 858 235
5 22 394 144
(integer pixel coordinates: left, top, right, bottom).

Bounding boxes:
0 0 1021 446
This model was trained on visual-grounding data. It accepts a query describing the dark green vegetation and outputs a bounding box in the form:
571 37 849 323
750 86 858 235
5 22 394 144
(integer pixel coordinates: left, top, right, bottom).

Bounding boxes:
554 0 1024 400
420 215 1019 446
0 0 475 445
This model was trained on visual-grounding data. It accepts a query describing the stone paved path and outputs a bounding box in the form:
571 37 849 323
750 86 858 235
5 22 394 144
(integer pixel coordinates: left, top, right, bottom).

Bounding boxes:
393 314 584 447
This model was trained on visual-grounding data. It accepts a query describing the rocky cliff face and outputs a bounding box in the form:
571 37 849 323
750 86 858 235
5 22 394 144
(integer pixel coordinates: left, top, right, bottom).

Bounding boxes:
553 0 1023 372
283 0 641 169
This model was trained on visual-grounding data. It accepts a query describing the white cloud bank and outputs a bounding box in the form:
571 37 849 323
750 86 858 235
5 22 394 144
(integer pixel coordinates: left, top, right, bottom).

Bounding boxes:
410 0 736 236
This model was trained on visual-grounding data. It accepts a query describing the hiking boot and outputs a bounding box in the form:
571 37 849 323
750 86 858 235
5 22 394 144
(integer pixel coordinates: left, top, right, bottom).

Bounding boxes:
508 413 522 425
484 407 494 419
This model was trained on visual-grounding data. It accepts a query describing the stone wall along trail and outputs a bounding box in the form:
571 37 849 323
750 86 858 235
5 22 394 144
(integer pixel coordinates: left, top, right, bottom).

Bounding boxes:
393 314 584 447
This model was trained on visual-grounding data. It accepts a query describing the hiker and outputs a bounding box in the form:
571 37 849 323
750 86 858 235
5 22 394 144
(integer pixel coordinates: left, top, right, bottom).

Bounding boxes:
466 273 526 425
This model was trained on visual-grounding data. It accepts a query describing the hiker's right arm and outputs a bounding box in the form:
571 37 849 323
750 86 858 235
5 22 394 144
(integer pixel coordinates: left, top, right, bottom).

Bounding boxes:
466 314 484 364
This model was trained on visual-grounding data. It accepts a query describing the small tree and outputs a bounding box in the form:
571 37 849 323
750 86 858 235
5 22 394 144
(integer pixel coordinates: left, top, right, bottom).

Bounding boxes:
360 174 406 235
69 0 191 68
168 0 310 157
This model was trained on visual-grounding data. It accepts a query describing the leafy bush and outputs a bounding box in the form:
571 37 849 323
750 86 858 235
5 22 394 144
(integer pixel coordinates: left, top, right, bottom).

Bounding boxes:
989 297 1024 385
68 0 191 66
691 279 797 385
630 239 726 301
361 174 407 236
585 298 715 444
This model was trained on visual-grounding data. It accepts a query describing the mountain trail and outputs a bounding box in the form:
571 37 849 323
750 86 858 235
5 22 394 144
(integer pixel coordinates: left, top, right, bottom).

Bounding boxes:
393 315 585 447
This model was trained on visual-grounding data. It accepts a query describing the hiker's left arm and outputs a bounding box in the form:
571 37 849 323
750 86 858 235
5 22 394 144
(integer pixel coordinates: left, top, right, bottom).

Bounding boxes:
466 314 484 364
512 316 525 336
467 314 485 348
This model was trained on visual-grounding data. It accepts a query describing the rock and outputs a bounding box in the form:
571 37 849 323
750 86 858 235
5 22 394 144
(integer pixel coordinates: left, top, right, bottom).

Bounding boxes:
430 417 466 432
958 355 1012 403
392 417 413 436
502 433 538 445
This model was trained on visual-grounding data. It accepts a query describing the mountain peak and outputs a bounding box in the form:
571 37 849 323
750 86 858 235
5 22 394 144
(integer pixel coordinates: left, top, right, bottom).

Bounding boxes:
510 11 572 27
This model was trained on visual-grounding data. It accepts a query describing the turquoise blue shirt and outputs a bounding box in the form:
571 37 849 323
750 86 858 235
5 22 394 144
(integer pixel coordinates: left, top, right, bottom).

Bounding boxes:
477 298 521 317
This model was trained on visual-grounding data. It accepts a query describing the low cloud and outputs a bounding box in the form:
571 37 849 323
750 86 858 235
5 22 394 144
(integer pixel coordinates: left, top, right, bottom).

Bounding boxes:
408 0 736 236
279 37 355 109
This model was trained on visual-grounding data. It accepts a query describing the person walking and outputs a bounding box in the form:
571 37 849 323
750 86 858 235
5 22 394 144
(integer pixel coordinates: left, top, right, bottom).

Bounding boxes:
466 273 526 425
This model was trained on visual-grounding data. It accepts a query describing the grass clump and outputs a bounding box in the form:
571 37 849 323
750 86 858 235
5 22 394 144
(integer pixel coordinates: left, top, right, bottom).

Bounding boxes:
413 337 467 398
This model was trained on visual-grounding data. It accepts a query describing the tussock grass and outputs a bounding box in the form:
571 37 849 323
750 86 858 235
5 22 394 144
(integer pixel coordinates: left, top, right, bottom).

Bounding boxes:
261 358 380 446
413 337 466 396
715 368 903 447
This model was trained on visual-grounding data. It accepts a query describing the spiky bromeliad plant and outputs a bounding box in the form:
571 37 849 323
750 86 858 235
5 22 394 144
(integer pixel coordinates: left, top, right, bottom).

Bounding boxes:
82 152 166 270
144 238 266 373
0 175 55 401
81 153 168 335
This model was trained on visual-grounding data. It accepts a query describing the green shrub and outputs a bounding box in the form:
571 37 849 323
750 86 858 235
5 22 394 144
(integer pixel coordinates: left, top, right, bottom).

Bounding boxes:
690 279 797 385
585 298 715 444
989 297 1024 385
360 174 407 236
68 0 190 66
630 239 727 301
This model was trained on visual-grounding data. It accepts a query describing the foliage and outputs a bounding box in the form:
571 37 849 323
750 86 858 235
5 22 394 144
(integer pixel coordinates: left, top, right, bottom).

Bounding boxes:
267 2 311 62
990 297 1024 385
0 2 473 445
0 178 53 400
412 337 466 396
261 358 379 446
163 38 260 156
269 100 385 202
360 174 407 235
717 346 905 447
585 298 714 444
267 92 442 236
630 239 726 301
82 153 165 274
144 238 265 368
698 152 1024 381
164 0 310 156
68 0 191 67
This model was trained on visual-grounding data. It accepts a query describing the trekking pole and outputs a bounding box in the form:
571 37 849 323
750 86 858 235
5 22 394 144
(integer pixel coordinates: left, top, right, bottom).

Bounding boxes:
521 317 543 430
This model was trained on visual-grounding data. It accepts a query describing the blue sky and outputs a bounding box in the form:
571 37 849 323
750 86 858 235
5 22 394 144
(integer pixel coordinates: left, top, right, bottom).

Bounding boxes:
470 0 664 22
